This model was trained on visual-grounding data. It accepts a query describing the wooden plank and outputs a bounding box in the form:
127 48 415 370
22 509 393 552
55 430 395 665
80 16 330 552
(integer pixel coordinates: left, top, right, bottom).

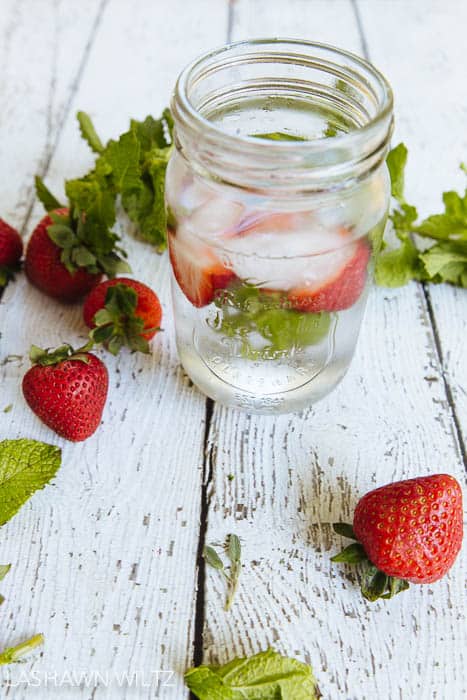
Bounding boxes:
0 1 229 698
201 2 467 699
0 0 106 232
355 0 467 456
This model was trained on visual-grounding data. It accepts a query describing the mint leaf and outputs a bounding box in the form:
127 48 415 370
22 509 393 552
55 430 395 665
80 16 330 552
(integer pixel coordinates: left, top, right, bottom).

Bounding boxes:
77 111 104 154
415 184 467 241
375 232 424 287
211 282 330 359
104 130 141 194
203 546 226 572
0 439 61 526
185 648 318 700
377 147 467 288
73 110 173 251
419 241 467 286
386 142 408 204
203 534 243 611
34 176 63 212
251 132 307 142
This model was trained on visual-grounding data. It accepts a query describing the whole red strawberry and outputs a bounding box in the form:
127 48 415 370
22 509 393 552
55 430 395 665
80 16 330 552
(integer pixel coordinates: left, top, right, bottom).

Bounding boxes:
25 209 102 302
0 219 23 287
332 474 463 601
22 344 108 442
83 277 162 354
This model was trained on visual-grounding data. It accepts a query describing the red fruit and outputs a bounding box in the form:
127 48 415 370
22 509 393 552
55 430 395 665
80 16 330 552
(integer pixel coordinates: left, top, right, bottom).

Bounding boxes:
0 219 23 269
83 278 162 351
168 229 235 308
22 346 108 442
25 209 102 302
353 474 463 584
332 474 463 601
288 239 370 313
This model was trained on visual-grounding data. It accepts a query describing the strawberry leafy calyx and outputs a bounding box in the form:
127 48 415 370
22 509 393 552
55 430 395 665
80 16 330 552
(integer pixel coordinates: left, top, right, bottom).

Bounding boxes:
331 522 409 602
89 284 157 355
29 343 93 367
34 177 131 278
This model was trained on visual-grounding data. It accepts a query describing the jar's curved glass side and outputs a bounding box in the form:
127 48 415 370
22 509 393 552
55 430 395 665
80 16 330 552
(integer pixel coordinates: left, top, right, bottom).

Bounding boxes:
166 39 392 414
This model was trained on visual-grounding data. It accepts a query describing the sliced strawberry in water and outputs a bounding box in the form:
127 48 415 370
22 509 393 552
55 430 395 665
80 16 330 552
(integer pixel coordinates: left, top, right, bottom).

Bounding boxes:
168 229 235 308
287 239 371 312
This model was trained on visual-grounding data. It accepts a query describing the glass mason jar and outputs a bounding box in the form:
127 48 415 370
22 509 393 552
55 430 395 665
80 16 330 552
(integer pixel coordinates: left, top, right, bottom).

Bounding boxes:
166 39 393 414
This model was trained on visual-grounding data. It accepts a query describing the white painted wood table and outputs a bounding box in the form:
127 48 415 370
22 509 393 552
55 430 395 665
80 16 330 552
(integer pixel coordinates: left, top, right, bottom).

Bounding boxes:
0 1 466 698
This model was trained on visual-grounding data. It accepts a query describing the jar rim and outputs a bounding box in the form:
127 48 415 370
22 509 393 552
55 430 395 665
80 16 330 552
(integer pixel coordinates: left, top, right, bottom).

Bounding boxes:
172 38 394 191
175 38 392 150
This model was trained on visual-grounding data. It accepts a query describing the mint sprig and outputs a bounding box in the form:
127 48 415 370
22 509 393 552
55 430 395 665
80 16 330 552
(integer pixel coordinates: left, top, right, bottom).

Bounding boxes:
210 282 331 359
75 110 173 250
185 648 318 700
203 534 242 612
375 143 467 288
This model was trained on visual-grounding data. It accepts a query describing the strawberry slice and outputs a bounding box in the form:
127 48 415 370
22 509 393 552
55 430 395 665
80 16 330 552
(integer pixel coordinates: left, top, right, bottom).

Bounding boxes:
168 229 235 308
287 240 371 313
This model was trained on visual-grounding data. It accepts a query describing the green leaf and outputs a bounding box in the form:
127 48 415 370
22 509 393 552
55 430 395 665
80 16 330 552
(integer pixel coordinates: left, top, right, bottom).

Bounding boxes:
90 324 115 344
107 335 124 356
93 309 113 326
77 111 104 154
0 440 61 526
419 241 467 284
203 546 225 571
0 564 11 582
46 224 76 249
105 284 138 316
35 176 63 212
71 246 97 268
375 232 424 287
251 131 307 142
28 343 81 366
104 130 141 194
0 634 44 666
331 542 367 564
185 648 318 700
227 534 241 564
212 282 331 359
333 522 357 540
386 143 408 204
381 576 410 599
130 114 169 151
416 213 467 241
3 404 13 414
323 124 338 138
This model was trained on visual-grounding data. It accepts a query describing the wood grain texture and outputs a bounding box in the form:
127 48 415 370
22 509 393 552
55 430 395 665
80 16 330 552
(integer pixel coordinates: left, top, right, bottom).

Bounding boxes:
201 2 467 699
355 0 467 458
0 1 465 699
0 1 229 698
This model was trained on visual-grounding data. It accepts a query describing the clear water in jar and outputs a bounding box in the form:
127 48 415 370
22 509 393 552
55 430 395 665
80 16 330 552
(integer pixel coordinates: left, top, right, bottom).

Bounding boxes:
167 99 389 413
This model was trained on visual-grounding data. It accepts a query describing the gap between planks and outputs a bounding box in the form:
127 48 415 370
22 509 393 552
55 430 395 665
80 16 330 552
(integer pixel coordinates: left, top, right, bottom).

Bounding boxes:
351 0 466 471
191 0 235 680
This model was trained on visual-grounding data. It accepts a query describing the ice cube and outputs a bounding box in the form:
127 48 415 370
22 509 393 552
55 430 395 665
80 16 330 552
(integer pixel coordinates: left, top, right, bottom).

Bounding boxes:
213 212 355 289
